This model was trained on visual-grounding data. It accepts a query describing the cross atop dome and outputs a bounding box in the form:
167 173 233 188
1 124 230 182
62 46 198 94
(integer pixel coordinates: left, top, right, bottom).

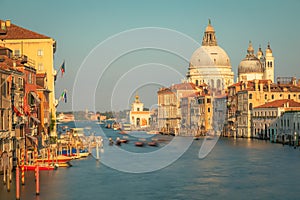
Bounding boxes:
202 19 217 46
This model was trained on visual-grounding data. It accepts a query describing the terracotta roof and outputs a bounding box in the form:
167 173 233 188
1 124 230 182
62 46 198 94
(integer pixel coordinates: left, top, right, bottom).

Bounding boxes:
255 99 300 109
0 20 50 40
170 82 198 90
214 94 228 99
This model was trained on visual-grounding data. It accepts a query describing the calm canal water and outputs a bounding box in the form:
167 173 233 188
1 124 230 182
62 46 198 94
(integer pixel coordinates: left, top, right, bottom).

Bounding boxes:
1 121 300 200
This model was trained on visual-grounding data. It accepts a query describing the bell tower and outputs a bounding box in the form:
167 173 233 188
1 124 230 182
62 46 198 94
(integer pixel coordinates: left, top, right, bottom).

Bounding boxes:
264 42 274 82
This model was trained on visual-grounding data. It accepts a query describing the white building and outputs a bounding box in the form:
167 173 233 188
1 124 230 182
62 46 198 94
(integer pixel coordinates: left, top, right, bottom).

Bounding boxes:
129 95 150 128
186 20 234 95
238 41 274 83
252 99 300 140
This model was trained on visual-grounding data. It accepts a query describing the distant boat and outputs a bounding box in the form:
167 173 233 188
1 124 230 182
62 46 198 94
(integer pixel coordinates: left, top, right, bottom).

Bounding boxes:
135 141 144 147
147 141 158 146
147 130 160 135
55 162 72 168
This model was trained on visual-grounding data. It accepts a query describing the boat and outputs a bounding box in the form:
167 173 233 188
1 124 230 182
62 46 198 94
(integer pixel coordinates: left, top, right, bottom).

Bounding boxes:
119 130 128 134
120 139 128 143
193 136 201 140
147 141 158 146
55 162 72 168
122 123 131 131
79 149 90 158
147 130 160 134
109 138 114 145
23 164 57 171
115 137 121 146
37 155 72 163
135 141 144 147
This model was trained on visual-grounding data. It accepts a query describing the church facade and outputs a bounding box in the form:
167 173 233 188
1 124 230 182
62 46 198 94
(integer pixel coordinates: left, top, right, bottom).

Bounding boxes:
186 20 234 95
238 41 274 83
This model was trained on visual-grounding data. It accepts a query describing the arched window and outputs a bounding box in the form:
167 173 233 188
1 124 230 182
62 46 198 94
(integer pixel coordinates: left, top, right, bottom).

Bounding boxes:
288 94 291 99
217 79 221 89
272 94 274 99
270 62 272 67
249 103 253 110
211 79 214 88
249 94 253 99
265 94 268 100
195 80 199 86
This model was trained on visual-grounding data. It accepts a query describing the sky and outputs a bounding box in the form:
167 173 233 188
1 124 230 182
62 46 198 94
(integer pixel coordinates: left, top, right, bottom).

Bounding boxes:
1 0 300 112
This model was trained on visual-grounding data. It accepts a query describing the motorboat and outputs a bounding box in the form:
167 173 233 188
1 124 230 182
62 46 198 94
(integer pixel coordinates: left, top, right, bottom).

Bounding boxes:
147 141 158 146
135 141 144 147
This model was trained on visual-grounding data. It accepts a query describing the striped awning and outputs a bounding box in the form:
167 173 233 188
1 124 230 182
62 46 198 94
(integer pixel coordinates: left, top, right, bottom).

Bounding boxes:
30 92 40 104
31 116 40 124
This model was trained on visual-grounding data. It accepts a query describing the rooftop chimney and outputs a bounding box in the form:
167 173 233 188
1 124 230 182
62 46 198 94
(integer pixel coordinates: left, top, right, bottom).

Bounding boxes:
5 20 11 27
1 21 6 30
254 79 259 91
267 80 271 92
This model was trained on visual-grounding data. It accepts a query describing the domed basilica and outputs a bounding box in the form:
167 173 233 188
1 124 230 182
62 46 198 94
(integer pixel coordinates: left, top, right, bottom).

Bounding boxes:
186 20 234 94
238 41 274 82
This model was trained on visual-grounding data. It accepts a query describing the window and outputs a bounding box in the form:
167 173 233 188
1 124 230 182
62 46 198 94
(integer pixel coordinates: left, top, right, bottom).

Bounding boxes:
249 94 252 99
265 94 267 100
249 103 253 110
299 95 300 100
271 94 274 99
1 78 6 97
18 77 23 88
37 49 43 56
195 80 198 86
38 63 44 71
288 94 291 99
14 49 20 57
207 98 211 103
208 107 210 113
287 119 289 127
28 73 32 84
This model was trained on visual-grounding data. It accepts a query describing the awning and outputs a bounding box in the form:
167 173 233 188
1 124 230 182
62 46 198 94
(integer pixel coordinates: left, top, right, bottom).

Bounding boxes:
30 92 40 104
26 135 38 142
31 116 41 124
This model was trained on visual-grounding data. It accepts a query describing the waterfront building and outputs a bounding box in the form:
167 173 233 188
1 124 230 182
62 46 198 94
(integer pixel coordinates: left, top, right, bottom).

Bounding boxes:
186 20 234 95
238 42 274 83
36 73 51 144
158 82 201 135
129 94 150 128
227 77 300 138
270 110 300 144
0 19 57 136
252 99 300 140
213 94 227 135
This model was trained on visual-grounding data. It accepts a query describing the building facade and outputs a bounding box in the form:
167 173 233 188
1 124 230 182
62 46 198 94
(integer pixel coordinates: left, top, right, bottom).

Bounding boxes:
227 77 300 138
186 20 234 95
238 41 274 83
252 99 300 140
129 95 150 128
0 19 57 136
158 82 201 135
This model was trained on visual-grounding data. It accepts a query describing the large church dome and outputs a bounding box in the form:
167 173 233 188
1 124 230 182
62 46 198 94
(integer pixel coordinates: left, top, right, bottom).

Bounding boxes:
190 45 231 68
186 20 234 94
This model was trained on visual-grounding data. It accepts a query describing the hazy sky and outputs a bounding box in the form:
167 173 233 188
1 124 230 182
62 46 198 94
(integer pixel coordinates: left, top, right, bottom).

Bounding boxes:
1 0 300 112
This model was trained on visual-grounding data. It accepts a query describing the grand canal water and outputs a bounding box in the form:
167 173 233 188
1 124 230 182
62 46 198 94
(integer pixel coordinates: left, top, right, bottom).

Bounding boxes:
1 121 300 200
